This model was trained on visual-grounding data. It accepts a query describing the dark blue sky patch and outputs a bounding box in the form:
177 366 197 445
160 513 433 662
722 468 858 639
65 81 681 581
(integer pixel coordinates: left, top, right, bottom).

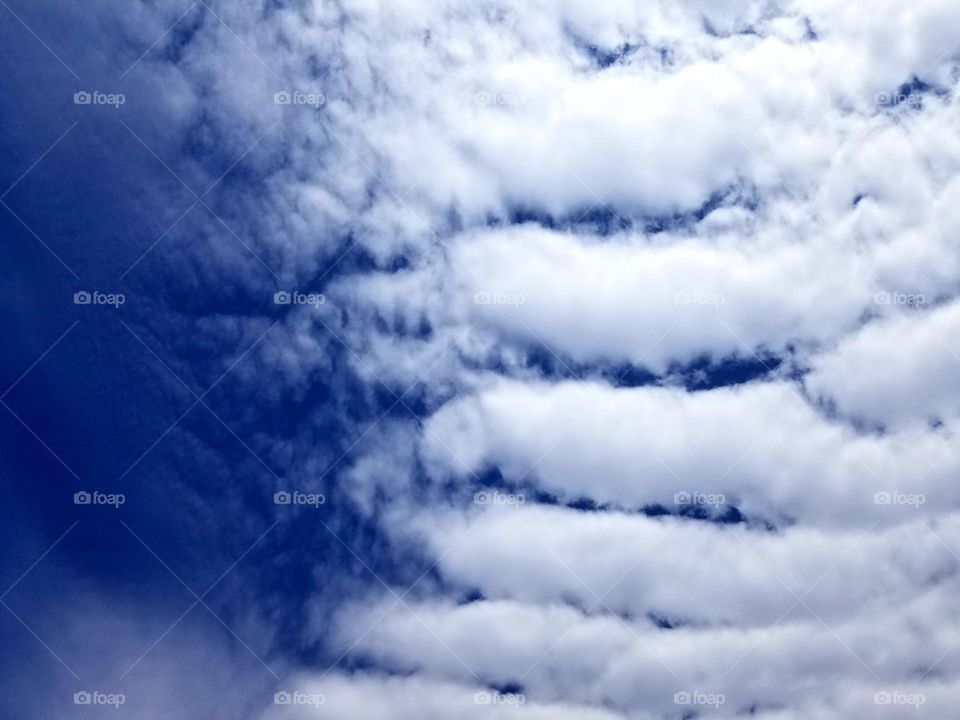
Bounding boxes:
490 681 526 696
0 119 200 280
505 345 783 392
490 184 760 239
159 3 208 66
647 611 684 629
457 588 486 604
667 353 783 391
0 17 433 699
642 503 768 529
578 41 637 69
608 363 660 388
641 185 761 234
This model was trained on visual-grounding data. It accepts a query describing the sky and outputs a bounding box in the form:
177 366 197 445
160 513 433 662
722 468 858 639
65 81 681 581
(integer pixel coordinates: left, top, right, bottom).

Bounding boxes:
2 0 960 718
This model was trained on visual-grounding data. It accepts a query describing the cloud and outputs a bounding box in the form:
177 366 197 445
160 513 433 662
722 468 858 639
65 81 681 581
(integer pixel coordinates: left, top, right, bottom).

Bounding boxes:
405 504 960 627
328 587 960 717
809 299 960 430
420 377 958 526
8 0 960 717
263 672 631 720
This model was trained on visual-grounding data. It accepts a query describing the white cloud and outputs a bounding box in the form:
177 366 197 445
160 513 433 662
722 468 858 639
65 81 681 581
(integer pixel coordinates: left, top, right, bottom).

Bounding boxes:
262 672 632 720
809 299 960 430
328 585 960 717
420 377 959 526
405 504 960 629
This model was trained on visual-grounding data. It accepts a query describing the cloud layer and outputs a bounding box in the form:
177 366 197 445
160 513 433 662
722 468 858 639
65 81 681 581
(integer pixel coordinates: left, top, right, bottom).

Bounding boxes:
5 0 960 718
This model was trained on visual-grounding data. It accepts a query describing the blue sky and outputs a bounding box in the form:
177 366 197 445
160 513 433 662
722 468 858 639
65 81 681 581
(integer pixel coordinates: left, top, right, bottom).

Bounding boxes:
3 1 960 718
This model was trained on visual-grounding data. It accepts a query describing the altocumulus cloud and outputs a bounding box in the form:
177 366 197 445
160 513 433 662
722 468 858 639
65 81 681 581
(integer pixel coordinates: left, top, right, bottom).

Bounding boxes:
3 0 960 718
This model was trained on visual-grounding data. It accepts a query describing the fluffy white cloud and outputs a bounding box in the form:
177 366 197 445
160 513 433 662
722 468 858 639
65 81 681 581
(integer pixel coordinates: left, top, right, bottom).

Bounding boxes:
424 225 868 371
328 586 960 717
808 299 960 430
340 132 960 375
420 377 959 526
262 673 631 720
405 504 960 627
300 3 960 715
